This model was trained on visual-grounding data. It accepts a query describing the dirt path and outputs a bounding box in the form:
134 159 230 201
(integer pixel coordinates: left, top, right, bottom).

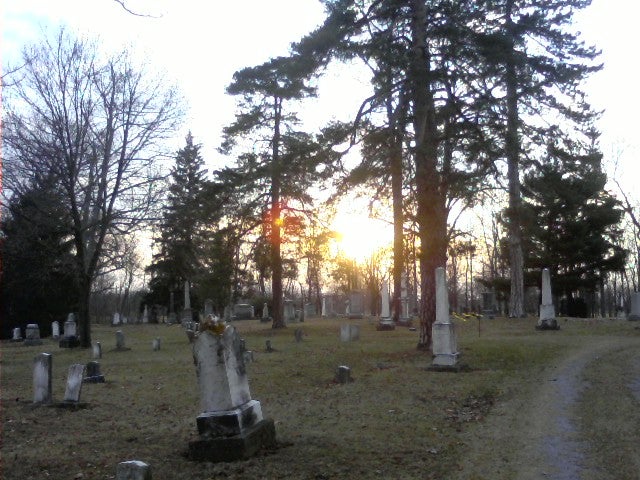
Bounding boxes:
452 334 640 480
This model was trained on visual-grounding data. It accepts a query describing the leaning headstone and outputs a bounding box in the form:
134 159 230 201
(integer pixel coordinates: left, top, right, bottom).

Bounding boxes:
629 292 640 321
63 364 86 403
536 268 559 330
84 361 106 383
51 321 61 339
431 267 460 368
152 338 161 351
116 460 152 480
377 281 395 331
59 313 80 348
11 327 22 342
335 365 352 384
188 325 276 462
92 342 102 359
33 353 53 404
340 324 360 342
24 324 43 346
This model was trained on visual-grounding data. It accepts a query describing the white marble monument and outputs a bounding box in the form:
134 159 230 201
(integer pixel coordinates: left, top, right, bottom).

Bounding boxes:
33 352 53 404
431 267 459 367
537 268 559 330
377 280 395 330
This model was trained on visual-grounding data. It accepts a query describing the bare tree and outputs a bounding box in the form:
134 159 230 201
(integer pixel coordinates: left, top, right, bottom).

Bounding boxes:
3 28 182 347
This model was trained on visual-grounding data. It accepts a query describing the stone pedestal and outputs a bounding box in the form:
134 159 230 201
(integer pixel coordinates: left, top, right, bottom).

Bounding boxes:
377 280 396 331
431 267 459 368
188 327 275 462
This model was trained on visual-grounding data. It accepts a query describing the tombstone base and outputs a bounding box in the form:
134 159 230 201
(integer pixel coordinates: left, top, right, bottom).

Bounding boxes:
196 400 264 437
59 336 81 348
431 352 460 367
188 417 276 463
83 375 106 384
23 339 44 346
536 319 560 330
376 319 396 331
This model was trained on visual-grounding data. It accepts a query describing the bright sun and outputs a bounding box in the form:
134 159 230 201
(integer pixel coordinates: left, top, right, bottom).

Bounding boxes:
331 211 393 262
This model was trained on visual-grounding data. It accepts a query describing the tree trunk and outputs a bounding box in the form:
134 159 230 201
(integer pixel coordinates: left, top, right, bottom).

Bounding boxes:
271 96 285 329
505 0 525 318
391 129 404 324
77 275 92 348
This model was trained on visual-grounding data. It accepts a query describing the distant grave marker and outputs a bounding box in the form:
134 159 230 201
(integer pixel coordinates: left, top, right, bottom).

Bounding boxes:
116 460 152 480
24 324 43 346
536 268 559 330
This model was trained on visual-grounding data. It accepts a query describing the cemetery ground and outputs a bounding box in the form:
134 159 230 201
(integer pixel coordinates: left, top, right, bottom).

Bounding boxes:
3 317 640 480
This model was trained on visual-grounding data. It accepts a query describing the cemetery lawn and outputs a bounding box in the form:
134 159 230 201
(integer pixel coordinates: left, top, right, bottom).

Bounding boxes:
3 317 640 480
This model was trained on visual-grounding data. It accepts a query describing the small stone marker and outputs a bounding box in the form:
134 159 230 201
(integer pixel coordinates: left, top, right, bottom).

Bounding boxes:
335 365 352 384
33 353 53 404
84 361 106 383
92 342 102 359
24 324 44 346
51 321 61 339
188 325 276 462
536 268 559 330
115 330 127 350
265 340 274 352
340 324 360 342
294 328 304 343
431 267 460 368
629 292 640 321
377 281 395 330
11 327 22 342
116 460 152 480
63 364 86 403
152 338 161 351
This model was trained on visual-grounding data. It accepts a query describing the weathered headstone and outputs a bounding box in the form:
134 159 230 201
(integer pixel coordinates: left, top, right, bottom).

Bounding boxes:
51 321 61 339
92 342 102 359
233 303 254 320
261 303 270 322
340 324 360 342
152 338 161 351
348 291 365 319
304 303 316 318
60 313 80 348
481 291 497 319
283 300 296 324
112 312 121 326
431 267 459 368
377 281 395 331
24 324 43 346
63 364 86 403
11 327 22 342
115 330 129 351
116 460 152 480
188 326 276 462
629 292 640 321
33 352 53 404
84 360 106 383
335 365 352 384
536 268 559 330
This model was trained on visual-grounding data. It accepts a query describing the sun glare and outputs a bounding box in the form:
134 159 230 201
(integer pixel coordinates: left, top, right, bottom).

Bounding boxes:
331 212 393 262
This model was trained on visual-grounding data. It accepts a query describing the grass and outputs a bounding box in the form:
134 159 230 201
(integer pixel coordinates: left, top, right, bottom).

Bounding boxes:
1 315 635 480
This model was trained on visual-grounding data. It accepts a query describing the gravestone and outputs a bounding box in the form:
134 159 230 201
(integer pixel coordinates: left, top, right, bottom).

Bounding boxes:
152 337 161 351
60 313 80 348
63 364 86 403
182 280 193 324
188 326 276 462
115 330 130 351
116 460 152 480
340 324 360 342
84 361 106 383
283 300 296 324
11 327 22 342
261 303 270 323
24 324 43 346
304 303 316 318
112 313 121 326
431 267 460 368
398 273 413 326
33 353 53 404
92 342 102 359
482 291 497 319
52 321 61 339
321 296 328 317
629 292 640 321
348 291 365 319
265 340 274 352
233 304 254 320
377 281 395 331
335 365 352 384
142 305 149 324
536 268 559 330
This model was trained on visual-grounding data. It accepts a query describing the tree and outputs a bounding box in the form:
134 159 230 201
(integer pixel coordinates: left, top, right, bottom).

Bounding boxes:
1 176 78 338
3 29 182 347
221 55 341 328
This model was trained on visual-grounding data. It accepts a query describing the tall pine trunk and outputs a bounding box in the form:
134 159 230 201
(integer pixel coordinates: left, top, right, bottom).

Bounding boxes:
505 0 525 318
271 96 285 328
391 121 404 324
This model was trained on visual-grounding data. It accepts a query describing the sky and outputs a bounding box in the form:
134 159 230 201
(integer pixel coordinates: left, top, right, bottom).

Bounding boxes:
2 0 640 257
